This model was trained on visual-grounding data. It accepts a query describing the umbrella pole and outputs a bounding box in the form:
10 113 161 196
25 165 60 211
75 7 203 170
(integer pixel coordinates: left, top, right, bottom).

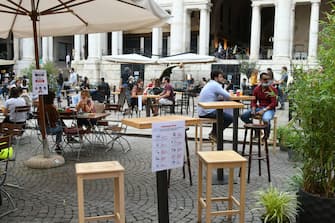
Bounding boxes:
32 13 50 158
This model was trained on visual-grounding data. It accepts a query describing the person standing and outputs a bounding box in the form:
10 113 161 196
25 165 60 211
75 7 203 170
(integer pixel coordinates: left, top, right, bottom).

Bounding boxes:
240 72 278 139
69 68 77 87
56 69 64 102
66 54 71 68
120 67 132 106
98 77 110 103
276 66 289 110
197 70 233 139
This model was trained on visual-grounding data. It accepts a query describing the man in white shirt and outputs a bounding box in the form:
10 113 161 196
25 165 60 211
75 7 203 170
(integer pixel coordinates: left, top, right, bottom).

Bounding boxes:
198 70 233 139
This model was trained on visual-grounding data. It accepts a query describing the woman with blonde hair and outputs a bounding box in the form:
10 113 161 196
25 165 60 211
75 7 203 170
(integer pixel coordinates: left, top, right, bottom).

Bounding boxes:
249 69 259 91
76 90 96 127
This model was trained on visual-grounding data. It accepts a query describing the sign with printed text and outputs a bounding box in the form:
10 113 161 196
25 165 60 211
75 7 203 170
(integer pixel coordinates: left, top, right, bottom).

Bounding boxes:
32 69 48 95
152 120 185 172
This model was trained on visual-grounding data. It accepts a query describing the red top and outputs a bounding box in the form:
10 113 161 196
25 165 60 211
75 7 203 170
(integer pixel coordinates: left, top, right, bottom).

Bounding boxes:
251 85 278 110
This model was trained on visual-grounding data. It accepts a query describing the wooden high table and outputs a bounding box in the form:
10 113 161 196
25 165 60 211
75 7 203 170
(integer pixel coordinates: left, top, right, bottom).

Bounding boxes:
122 115 200 223
198 101 244 182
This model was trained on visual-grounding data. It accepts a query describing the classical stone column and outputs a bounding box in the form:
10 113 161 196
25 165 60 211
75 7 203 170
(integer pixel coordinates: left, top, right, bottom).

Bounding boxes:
170 0 184 55
140 37 145 54
42 37 49 63
13 38 19 60
289 5 296 59
273 0 292 60
21 38 34 60
74 35 81 61
152 27 162 59
48 37 53 62
308 0 320 61
184 9 191 52
112 31 123 55
199 7 210 55
100 33 107 56
88 33 101 60
250 3 261 60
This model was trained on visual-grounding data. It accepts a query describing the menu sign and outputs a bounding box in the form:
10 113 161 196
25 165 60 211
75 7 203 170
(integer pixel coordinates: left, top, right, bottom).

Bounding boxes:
32 69 48 95
152 120 185 172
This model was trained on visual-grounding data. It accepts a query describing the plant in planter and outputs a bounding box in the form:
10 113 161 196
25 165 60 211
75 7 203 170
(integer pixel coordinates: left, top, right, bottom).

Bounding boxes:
276 125 301 161
289 3 335 222
252 184 299 223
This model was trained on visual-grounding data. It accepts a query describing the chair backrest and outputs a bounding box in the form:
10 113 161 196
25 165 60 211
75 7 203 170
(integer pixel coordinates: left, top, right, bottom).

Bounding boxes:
0 123 25 137
13 105 30 123
94 102 105 113
0 135 11 186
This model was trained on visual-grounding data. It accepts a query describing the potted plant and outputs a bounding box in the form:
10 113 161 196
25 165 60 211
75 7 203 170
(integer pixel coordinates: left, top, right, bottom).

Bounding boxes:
277 125 301 161
252 184 299 223
289 3 335 222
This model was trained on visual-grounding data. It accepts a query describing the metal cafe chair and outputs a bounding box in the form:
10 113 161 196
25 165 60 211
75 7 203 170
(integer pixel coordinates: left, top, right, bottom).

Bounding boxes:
0 135 18 218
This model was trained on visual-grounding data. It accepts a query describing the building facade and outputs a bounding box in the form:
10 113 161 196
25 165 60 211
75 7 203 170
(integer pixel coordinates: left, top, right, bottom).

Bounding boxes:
0 0 329 85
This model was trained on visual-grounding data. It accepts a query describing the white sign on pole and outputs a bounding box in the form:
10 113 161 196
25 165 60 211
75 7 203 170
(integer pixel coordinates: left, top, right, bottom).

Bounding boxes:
32 69 48 95
152 120 185 172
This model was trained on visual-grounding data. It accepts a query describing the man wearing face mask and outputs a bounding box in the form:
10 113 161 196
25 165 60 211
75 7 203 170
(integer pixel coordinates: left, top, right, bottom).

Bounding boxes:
240 72 278 138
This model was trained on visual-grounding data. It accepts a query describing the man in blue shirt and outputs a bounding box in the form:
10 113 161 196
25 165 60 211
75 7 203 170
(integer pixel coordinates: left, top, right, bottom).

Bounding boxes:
198 70 232 139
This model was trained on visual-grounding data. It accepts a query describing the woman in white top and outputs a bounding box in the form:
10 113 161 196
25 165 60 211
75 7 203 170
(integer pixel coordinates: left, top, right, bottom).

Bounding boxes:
3 87 27 124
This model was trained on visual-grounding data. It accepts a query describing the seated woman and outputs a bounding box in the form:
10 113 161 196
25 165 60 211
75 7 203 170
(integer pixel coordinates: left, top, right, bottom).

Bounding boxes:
39 91 63 154
76 90 96 128
130 79 145 110
3 87 27 124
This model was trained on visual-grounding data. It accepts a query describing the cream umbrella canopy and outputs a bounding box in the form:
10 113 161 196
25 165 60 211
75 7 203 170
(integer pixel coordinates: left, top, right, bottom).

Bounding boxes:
0 0 169 162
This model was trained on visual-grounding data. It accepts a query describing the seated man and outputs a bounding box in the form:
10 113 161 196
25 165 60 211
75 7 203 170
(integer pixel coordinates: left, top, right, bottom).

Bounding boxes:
240 72 278 138
3 87 27 124
153 77 175 115
197 70 233 139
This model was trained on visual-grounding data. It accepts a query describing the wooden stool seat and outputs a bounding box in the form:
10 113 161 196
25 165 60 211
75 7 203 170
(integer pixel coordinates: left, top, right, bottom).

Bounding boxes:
197 151 247 223
76 161 125 223
244 123 267 129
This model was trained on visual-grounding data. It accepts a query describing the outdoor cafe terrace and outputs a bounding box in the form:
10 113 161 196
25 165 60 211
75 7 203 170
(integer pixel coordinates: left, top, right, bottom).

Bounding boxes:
0 91 296 223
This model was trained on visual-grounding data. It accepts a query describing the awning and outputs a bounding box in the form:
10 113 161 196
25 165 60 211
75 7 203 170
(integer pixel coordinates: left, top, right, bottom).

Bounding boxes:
102 54 156 64
0 59 14 66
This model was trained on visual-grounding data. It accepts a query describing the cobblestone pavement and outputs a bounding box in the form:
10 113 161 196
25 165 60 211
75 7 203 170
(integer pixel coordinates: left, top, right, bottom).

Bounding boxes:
0 129 297 223
0 98 296 222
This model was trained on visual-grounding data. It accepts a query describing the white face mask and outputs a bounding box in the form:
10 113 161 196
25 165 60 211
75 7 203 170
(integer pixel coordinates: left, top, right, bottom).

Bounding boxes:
262 82 271 88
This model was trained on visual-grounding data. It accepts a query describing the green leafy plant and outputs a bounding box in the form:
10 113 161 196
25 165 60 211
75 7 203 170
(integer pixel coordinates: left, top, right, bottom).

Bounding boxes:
21 60 58 91
289 3 335 198
252 184 299 223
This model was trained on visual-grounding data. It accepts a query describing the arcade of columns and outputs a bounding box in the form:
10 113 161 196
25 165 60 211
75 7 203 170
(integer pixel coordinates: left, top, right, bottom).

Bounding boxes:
14 0 321 81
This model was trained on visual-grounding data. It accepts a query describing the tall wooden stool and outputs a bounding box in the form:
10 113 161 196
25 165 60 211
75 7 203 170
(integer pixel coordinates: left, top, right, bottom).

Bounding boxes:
241 123 271 183
195 118 217 152
197 151 247 223
76 161 125 223
253 115 278 149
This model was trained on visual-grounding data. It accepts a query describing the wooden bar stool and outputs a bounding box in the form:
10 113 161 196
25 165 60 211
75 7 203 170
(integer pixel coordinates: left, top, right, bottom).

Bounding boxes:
195 118 217 152
76 161 125 223
241 123 271 183
197 151 247 223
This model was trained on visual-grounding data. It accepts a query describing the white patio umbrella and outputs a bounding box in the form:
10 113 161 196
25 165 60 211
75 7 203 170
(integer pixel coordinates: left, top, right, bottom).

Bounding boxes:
102 53 157 64
0 0 169 165
157 53 217 64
